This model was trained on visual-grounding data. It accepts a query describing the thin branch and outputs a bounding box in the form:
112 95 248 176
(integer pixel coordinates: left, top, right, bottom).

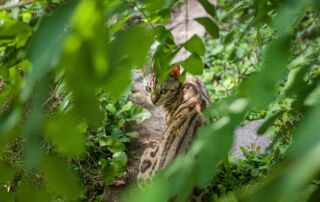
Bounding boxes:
129 0 154 28
0 0 39 11
184 0 189 60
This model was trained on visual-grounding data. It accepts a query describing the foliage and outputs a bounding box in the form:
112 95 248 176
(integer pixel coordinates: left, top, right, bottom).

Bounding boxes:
0 0 320 202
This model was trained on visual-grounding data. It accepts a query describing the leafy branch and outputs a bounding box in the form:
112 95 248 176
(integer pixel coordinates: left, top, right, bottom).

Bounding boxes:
0 0 39 11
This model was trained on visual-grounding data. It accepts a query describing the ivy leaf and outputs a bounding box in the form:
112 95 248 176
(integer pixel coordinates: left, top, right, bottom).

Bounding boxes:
100 136 125 153
101 152 127 185
184 35 205 56
180 54 204 75
195 17 220 38
112 151 128 168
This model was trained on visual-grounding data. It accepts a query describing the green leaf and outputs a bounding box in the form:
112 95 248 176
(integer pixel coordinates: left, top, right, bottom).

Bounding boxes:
22 0 78 99
101 152 127 185
0 107 21 147
61 0 111 126
274 0 313 35
44 115 85 156
180 54 204 75
282 66 310 97
139 0 171 12
195 17 219 38
100 25 152 98
197 0 217 18
0 19 32 47
0 161 15 184
40 155 82 200
242 104 320 202
119 101 133 113
305 85 320 107
103 57 132 97
151 9 172 24
184 35 206 56
100 136 125 153
16 185 50 202
124 174 170 202
0 190 14 202
248 34 292 107
23 78 49 168
165 156 195 202
257 110 285 135
118 25 153 66
112 151 128 167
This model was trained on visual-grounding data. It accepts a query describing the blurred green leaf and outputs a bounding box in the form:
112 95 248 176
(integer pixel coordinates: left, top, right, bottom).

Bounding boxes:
191 113 243 187
116 25 153 66
243 104 320 202
165 156 195 202
184 35 206 56
195 17 220 38
103 57 132 97
23 0 78 99
139 0 171 12
16 185 50 202
305 85 320 107
0 19 31 47
149 9 172 24
282 66 310 97
274 0 313 35
197 0 217 18
40 155 82 200
123 174 170 202
23 78 49 168
61 0 110 126
181 54 204 75
248 34 292 107
44 115 85 156
0 107 21 139
0 161 15 184
258 110 284 135
0 190 14 202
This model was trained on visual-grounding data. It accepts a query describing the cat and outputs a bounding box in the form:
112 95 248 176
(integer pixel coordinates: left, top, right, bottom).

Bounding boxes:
137 66 210 191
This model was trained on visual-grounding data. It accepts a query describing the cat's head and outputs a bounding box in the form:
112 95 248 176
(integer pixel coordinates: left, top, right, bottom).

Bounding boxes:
143 67 181 107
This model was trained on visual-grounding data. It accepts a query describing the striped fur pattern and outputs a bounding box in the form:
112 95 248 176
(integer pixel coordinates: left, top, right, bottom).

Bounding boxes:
137 69 210 195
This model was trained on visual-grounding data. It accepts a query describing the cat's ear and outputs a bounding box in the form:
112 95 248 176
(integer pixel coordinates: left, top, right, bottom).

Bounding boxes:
141 64 153 76
170 66 180 80
150 66 155 75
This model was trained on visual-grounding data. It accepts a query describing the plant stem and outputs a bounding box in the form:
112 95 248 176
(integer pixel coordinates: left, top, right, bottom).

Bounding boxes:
0 0 39 11
129 0 154 28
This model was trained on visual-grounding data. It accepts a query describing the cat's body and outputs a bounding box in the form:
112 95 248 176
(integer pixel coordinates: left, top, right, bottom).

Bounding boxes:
137 69 210 189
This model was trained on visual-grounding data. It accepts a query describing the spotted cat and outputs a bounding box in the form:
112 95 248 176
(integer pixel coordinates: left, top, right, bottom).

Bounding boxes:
137 67 210 199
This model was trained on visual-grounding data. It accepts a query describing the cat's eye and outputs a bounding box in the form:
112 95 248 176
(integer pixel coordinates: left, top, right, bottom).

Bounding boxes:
160 88 169 94
145 86 152 93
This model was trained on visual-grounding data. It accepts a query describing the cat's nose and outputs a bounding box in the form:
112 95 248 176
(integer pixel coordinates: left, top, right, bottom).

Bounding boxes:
151 95 157 104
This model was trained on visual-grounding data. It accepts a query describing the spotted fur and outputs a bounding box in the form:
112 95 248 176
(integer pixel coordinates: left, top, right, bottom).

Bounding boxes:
138 69 211 201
